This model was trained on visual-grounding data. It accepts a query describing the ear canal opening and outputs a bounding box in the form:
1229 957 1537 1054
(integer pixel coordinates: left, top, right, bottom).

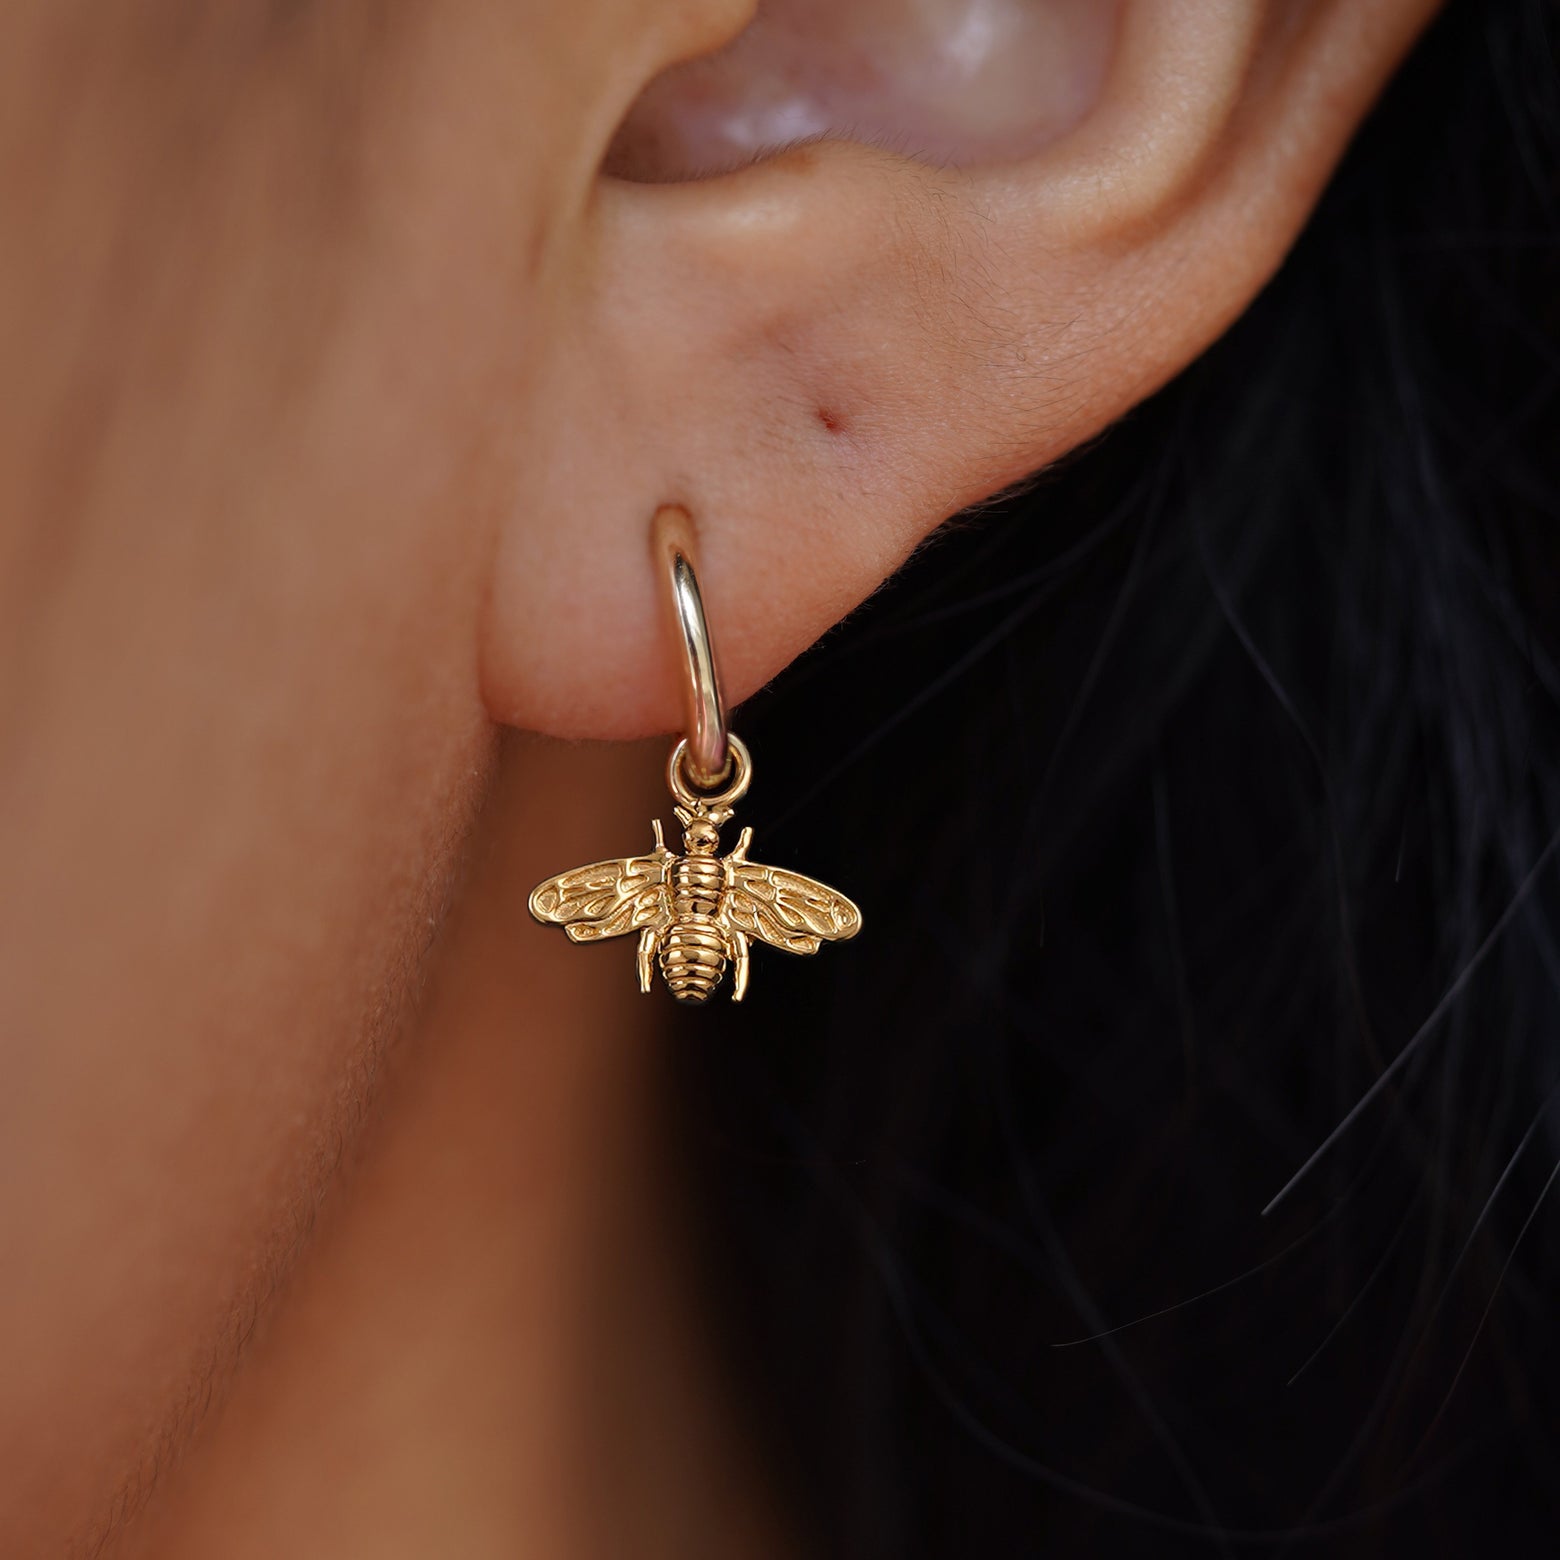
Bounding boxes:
604 0 1120 184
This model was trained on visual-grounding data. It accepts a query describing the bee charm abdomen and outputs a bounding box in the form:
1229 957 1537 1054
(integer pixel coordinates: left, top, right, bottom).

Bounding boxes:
660 854 728 1003
659 920 726 1002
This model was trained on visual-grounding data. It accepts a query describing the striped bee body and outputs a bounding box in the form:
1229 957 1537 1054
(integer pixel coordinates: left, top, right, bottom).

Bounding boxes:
658 854 729 1002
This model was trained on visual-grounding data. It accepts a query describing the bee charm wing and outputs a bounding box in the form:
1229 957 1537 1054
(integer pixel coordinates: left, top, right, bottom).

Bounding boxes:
725 857 863 955
529 850 671 943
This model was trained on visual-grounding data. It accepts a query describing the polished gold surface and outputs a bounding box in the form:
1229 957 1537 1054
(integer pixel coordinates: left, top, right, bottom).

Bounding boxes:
528 735 861 1003
530 509 860 1003
652 505 729 790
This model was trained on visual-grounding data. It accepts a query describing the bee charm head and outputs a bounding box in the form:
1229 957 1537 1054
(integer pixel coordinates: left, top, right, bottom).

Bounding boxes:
674 805 725 855
528 736 861 1005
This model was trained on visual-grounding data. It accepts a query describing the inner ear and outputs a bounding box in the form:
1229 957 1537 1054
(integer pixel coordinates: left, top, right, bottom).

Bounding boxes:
605 0 1121 181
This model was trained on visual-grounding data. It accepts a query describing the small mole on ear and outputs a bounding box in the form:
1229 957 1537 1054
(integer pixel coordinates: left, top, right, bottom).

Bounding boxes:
816 407 846 435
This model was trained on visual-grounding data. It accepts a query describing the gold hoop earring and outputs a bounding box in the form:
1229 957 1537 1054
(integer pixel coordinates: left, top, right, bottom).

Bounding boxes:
528 505 862 1005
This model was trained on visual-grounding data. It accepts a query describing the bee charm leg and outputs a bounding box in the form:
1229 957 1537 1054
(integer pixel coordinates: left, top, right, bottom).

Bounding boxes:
637 928 658 994
731 929 750 1003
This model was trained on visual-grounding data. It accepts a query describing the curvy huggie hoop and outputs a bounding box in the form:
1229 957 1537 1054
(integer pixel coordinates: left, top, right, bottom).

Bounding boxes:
652 505 729 790
667 733 752 812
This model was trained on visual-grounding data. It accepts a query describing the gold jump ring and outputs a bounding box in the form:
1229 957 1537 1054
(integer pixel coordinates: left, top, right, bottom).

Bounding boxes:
653 504 730 789
667 733 751 811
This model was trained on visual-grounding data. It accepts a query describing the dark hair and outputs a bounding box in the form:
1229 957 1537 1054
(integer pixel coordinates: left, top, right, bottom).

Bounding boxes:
676 2 1560 1554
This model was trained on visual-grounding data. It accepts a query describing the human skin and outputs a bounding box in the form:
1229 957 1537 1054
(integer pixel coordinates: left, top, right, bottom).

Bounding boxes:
0 4 723 1546
124 735 794 1560
0 1 1438 1554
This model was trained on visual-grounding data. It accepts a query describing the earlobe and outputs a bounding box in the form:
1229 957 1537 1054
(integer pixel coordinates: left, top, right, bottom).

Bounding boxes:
480 0 1440 746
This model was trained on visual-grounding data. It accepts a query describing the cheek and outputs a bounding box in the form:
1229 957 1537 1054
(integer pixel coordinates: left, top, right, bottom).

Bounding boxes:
0 280 502 1560
0 10 588 1544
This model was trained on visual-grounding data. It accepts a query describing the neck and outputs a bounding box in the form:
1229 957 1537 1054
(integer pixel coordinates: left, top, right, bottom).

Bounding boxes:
125 735 791 1560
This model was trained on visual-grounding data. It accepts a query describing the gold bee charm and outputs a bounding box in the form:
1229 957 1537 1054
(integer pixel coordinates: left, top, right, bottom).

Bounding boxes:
529 735 861 1004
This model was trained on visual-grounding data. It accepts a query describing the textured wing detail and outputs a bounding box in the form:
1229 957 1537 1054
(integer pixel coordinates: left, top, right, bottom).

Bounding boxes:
725 860 862 955
529 853 671 942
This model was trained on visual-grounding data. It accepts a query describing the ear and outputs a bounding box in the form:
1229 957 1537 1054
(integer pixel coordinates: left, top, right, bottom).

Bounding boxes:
482 0 1439 742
